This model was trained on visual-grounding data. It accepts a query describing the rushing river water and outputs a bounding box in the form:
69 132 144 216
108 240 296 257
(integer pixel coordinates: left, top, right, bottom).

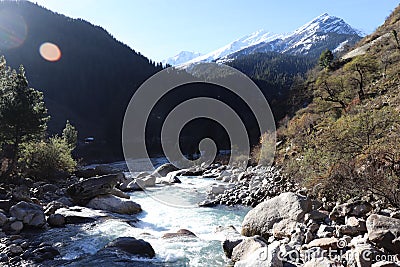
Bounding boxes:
38 174 249 266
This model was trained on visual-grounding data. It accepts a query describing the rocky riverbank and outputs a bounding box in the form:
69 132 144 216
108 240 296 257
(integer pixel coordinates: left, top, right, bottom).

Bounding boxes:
221 191 400 266
0 161 399 266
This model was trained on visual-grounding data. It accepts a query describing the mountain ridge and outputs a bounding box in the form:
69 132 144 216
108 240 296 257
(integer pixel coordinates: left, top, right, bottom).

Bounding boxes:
169 13 362 67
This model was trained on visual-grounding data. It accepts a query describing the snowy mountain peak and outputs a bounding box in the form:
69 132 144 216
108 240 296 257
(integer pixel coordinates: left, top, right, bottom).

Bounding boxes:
178 30 284 67
172 13 363 67
162 51 202 66
293 13 363 37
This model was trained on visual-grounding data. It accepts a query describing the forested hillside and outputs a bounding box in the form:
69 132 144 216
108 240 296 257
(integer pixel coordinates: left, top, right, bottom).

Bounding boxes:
277 4 400 207
0 1 162 161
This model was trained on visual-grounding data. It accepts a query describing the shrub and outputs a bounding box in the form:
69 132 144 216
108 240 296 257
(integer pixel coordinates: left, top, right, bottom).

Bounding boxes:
20 136 76 180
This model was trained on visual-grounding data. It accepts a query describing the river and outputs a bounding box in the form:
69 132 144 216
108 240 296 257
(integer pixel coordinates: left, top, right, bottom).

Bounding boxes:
37 174 249 266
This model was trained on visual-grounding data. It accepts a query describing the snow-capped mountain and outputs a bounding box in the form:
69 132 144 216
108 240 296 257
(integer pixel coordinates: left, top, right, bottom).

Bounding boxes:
177 30 285 67
227 13 363 59
162 51 202 66
173 13 362 67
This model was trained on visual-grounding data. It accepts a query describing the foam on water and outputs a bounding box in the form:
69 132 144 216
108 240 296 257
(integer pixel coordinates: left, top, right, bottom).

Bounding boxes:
42 175 249 266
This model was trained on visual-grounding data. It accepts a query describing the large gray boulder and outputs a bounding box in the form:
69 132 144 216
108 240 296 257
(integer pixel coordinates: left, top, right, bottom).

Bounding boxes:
241 192 312 239
104 237 155 258
366 214 400 254
10 201 46 227
66 173 122 204
231 235 267 263
152 163 179 177
86 194 142 215
234 241 282 267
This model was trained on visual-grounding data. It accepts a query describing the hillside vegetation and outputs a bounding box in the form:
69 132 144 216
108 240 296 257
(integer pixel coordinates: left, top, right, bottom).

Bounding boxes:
277 4 400 207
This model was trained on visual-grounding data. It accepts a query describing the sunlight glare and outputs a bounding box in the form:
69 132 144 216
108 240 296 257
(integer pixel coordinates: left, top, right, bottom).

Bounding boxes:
39 42 62 62
0 10 27 50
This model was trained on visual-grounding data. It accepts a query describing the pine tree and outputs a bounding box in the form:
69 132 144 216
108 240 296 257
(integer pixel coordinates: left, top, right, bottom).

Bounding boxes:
319 49 334 69
0 60 49 176
62 120 78 150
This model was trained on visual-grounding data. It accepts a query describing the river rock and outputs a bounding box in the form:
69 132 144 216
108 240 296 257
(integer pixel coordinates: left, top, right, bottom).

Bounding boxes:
176 167 205 176
125 179 145 191
10 201 46 227
235 241 282 267
86 194 142 215
66 173 122 205
56 206 107 224
366 214 400 254
208 184 226 196
231 235 267 262
241 192 312 239
0 212 6 227
44 201 67 215
162 229 197 239
156 171 182 184
29 244 60 263
330 200 373 221
10 221 24 232
104 237 155 258
140 175 156 187
47 214 65 227
109 188 130 199
9 244 23 255
304 237 339 249
152 163 179 177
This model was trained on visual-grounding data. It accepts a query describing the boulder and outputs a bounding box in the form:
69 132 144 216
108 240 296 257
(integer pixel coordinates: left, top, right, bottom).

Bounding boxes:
366 214 400 254
317 225 336 238
162 229 197 239
176 167 205 176
337 217 367 236
109 188 130 199
0 212 6 227
304 237 339 250
9 244 23 255
330 200 373 221
241 192 312 239
47 214 65 227
125 179 145 191
152 163 179 177
231 235 267 262
10 221 24 233
104 237 155 258
156 171 182 184
66 173 122 205
235 241 282 267
272 219 299 239
29 245 60 263
86 195 142 215
56 206 107 224
10 201 46 227
141 175 156 187
44 201 67 215
208 185 226 196
219 225 243 258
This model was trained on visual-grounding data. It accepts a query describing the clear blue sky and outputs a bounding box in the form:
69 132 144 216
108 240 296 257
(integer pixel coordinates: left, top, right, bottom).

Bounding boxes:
31 0 399 62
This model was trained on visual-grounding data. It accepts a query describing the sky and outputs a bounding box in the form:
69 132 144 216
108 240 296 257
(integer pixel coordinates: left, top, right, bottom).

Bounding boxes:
30 0 399 62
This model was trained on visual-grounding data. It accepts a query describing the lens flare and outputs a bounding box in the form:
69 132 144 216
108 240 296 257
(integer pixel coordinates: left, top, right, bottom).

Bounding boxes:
39 42 62 62
0 10 28 50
